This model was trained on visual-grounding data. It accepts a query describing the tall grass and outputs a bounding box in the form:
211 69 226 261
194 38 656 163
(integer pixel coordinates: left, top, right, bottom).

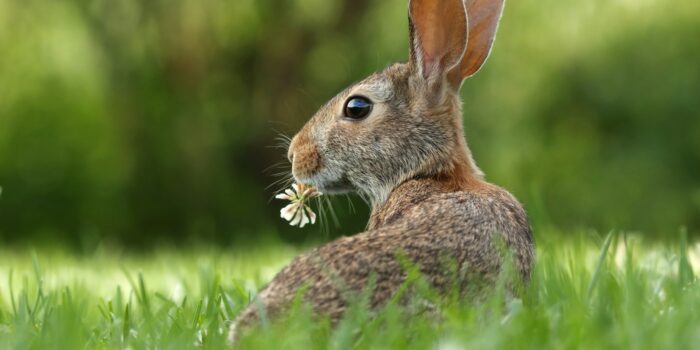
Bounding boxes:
1 230 700 349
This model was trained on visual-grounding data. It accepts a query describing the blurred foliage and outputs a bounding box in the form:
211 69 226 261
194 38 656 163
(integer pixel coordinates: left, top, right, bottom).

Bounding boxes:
3 232 700 348
0 0 698 247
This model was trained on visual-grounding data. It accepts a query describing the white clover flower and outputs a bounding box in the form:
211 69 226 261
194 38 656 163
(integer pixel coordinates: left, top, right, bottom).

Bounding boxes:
276 183 322 227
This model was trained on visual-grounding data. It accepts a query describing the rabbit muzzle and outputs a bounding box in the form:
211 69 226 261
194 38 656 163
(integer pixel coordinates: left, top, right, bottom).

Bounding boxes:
288 130 320 180
288 129 355 193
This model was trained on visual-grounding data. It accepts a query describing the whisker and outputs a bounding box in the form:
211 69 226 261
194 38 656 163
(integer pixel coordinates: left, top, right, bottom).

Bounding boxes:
324 196 341 229
345 194 356 214
274 136 292 145
267 180 295 204
263 162 290 174
271 128 293 140
315 197 330 236
272 130 293 145
265 175 294 192
269 170 292 178
356 192 371 207
269 137 291 148
267 172 292 183
275 176 294 193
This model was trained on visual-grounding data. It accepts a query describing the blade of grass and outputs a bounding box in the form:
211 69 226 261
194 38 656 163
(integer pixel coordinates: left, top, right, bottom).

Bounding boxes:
8 269 17 317
192 299 203 328
122 303 130 343
587 230 615 300
30 252 45 320
678 227 695 286
138 273 151 316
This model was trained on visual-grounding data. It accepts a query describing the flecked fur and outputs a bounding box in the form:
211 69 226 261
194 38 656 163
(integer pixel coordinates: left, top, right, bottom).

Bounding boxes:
230 0 533 344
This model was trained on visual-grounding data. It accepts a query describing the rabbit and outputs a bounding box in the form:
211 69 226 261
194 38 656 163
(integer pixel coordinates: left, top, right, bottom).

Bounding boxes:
229 0 534 343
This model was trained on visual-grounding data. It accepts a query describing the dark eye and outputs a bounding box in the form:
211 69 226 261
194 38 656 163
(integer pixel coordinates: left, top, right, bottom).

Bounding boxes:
343 96 373 120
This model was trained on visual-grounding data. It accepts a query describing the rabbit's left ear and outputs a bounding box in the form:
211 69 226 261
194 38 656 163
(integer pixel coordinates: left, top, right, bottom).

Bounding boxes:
448 0 506 86
409 0 468 82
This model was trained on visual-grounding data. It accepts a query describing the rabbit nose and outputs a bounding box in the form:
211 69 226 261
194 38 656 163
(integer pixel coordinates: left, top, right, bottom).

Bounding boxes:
287 133 300 163
287 148 294 163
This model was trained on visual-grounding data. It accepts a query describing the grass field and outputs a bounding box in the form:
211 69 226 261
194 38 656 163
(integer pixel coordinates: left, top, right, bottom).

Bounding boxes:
1 229 699 349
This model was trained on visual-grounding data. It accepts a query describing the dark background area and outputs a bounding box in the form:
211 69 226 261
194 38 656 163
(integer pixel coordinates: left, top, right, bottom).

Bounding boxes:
0 0 698 250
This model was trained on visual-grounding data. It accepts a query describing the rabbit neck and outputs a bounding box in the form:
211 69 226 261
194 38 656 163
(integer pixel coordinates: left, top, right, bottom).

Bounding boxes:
366 91 486 229
367 150 488 230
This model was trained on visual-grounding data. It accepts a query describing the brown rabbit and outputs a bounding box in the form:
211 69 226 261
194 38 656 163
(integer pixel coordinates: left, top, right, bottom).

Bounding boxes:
230 0 534 342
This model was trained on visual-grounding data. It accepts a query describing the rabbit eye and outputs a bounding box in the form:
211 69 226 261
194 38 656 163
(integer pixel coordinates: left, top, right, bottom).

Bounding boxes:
344 96 373 120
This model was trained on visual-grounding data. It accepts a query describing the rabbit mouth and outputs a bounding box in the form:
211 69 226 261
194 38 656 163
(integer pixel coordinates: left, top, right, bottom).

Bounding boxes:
317 179 354 194
301 172 354 194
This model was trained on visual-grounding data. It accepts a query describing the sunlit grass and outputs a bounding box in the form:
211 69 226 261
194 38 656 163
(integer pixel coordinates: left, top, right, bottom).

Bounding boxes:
1 229 700 349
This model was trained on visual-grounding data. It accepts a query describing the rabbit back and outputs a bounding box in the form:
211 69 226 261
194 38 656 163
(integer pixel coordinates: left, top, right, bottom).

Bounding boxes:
230 180 533 341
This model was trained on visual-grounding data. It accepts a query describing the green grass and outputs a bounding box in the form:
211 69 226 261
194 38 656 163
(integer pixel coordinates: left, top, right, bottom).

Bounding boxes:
1 229 700 349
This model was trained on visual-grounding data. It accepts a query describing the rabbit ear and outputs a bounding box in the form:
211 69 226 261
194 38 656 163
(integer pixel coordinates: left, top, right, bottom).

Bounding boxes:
448 0 505 85
408 0 468 82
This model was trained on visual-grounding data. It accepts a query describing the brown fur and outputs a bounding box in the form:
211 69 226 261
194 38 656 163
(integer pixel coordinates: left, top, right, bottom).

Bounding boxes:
229 0 531 344
288 129 320 179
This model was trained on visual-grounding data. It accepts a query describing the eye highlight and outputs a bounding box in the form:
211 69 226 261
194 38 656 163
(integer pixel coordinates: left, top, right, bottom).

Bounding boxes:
343 96 373 120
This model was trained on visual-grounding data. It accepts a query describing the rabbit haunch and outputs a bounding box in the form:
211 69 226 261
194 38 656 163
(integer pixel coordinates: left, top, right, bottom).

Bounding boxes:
230 0 534 344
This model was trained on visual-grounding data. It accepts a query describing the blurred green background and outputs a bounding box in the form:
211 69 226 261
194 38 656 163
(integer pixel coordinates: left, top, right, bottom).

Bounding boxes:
0 0 698 249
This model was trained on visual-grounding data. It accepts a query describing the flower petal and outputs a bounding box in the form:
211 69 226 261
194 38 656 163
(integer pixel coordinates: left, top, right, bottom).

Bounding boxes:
305 206 316 224
289 208 303 226
278 183 322 227
301 187 313 199
280 203 298 221
299 211 310 228
308 191 321 199
275 193 291 200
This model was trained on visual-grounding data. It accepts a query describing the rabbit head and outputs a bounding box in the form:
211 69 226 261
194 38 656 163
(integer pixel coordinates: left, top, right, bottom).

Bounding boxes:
287 0 505 206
